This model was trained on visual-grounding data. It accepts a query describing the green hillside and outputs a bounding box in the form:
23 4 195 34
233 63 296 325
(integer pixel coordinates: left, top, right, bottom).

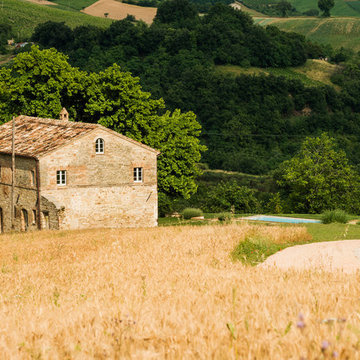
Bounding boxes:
0 0 111 40
290 0 360 17
242 0 360 17
254 16 360 50
47 0 97 11
216 59 340 88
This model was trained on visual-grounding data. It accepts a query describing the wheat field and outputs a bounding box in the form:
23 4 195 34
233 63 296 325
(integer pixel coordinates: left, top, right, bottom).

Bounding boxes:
0 224 359 359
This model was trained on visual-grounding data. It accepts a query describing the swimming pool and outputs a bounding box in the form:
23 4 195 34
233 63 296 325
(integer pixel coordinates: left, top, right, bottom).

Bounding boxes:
246 215 321 224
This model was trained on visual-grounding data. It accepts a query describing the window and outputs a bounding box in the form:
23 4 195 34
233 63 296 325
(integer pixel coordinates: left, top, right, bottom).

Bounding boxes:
31 170 35 186
134 167 143 182
57 170 66 186
95 138 104 154
32 210 36 225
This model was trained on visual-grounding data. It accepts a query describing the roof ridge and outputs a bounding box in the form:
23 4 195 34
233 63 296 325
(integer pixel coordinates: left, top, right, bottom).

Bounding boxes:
19 115 98 128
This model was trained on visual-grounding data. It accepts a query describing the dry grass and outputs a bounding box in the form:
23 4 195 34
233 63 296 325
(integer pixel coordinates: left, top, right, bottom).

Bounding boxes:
81 0 157 24
0 224 359 359
244 224 312 244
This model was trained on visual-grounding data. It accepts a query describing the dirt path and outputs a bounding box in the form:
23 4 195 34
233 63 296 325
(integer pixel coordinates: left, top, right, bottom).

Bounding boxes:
260 240 360 273
23 0 55 5
81 0 156 24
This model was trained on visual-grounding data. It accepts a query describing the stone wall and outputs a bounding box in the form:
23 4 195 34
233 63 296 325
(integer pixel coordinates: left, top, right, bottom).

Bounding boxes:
39 128 158 229
0 154 59 233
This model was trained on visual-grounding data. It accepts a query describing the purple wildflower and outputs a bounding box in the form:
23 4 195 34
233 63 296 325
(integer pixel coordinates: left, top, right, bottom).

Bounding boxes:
321 340 330 352
297 313 306 329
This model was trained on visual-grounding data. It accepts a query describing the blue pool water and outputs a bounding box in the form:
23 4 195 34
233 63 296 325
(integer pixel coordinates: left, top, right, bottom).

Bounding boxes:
246 215 321 224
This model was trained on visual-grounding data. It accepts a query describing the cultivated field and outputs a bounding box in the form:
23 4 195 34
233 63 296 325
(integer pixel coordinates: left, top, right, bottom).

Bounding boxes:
217 59 340 88
82 0 157 24
1 224 360 358
254 16 360 51
0 0 111 40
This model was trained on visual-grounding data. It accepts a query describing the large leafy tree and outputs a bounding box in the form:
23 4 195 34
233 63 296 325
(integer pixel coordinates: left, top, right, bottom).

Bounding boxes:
276 1 292 17
0 46 206 199
275 133 360 213
318 0 335 17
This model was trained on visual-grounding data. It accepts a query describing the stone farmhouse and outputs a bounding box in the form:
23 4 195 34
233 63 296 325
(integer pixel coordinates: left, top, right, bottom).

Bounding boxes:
0 109 159 233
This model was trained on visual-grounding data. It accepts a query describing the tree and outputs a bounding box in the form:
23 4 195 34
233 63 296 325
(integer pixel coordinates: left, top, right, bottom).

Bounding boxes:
0 46 84 119
318 0 334 17
84 64 206 198
276 1 292 17
154 0 199 27
0 47 206 199
275 133 360 213
31 21 73 50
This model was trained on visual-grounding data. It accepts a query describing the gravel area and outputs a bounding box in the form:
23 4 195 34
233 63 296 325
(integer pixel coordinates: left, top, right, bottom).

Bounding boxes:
260 240 360 273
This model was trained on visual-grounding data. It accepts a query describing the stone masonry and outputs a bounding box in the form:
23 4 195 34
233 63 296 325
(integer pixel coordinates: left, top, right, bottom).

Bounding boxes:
0 110 159 232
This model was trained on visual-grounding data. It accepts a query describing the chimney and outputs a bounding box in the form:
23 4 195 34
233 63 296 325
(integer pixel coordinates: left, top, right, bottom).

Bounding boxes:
59 108 69 122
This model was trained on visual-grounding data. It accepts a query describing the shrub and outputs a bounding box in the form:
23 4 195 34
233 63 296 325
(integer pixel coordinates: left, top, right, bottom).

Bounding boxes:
205 181 262 213
218 212 232 222
302 9 319 16
321 209 349 224
182 208 203 219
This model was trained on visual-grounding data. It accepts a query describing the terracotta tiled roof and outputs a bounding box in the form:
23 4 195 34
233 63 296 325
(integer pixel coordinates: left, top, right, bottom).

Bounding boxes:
0 115 159 157
0 116 97 158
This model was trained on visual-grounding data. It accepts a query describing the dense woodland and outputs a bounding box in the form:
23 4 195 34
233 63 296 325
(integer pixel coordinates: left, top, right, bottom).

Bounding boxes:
4 0 360 213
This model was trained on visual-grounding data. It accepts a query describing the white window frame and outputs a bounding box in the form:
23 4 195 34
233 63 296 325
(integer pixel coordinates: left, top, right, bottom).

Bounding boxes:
133 167 143 183
57 170 67 186
95 138 105 154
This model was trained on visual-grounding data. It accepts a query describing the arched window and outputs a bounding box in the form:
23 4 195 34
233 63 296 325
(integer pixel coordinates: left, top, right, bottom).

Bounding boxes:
95 138 104 154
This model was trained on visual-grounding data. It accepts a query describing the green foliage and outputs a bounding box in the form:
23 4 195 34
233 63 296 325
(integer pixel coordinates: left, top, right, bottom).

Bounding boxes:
31 21 73 51
182 207 203 219
303 9 319 16
217 212 232 222
276 1 293 17
321 209 349 224
0 47 206 199
318 0 335 17
205 181 261 213
276 133 360 214
154 0 198 26
266 193 283 214
232 237 287 266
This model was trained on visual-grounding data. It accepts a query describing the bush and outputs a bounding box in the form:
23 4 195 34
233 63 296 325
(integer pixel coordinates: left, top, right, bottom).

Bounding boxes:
205 181 262 213
321 209 349 224
218 212 232 222
182 208 203 219
302 9 319 16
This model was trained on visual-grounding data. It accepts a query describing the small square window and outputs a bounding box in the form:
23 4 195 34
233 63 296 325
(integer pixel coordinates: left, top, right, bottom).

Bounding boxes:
57 170 66 186
134 167 143 182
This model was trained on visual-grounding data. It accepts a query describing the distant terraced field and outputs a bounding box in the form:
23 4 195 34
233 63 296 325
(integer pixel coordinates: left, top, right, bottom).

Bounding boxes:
1 0 111 40
217 59 340 88
254 16 360 50
82 0 157 24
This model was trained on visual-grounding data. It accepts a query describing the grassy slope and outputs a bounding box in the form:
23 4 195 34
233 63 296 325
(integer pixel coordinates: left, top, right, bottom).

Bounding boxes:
290 0 360 17
48 0 98 11
217 59 339 88
254 16 360 51
0 0 111 40
243 0 360 17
